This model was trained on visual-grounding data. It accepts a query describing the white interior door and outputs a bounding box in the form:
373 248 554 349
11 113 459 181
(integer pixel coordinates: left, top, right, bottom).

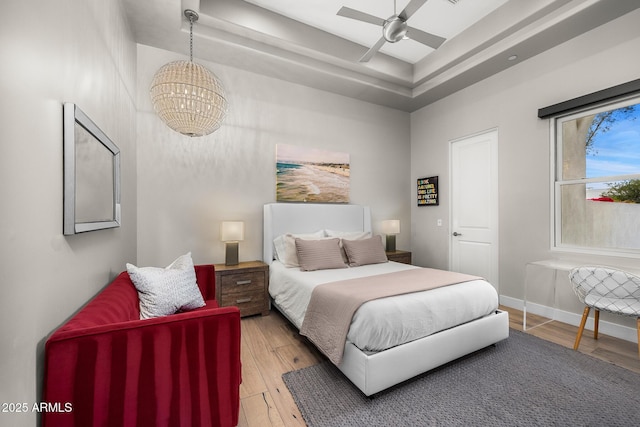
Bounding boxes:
450 129 499 291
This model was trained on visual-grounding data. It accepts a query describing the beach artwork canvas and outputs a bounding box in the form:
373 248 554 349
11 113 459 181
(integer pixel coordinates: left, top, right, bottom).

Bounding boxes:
276 144 350 203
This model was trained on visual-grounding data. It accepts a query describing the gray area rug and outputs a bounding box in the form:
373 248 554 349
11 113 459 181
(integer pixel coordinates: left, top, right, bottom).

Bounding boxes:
283 330 640 426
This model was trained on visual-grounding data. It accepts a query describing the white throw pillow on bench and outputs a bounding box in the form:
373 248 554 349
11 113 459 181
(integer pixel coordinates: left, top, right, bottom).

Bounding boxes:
126 252 205 319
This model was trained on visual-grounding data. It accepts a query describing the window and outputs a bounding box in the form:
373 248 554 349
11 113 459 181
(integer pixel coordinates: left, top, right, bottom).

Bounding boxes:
552 96 640 257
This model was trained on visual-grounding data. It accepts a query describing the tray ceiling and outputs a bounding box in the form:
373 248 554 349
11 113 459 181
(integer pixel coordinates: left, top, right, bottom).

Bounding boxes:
122 0 640 112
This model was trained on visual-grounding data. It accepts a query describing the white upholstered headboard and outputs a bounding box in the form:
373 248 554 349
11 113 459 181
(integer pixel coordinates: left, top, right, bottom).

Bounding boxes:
263 203 372 265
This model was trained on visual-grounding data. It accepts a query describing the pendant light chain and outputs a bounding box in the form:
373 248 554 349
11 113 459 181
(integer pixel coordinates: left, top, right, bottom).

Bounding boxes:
189 14 194 62
184 9 199 62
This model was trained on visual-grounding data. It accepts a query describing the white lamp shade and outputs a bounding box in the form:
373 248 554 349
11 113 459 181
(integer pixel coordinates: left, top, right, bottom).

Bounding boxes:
221 221 244 242
381 220 400 235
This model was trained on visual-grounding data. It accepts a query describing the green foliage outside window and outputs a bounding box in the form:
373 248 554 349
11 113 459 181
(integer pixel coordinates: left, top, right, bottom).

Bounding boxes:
603 179 640 203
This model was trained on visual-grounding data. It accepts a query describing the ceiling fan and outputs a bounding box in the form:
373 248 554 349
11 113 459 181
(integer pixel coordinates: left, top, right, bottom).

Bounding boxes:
337 0 446 62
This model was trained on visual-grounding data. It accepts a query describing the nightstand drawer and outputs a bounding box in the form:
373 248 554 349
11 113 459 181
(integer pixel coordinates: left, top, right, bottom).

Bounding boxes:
220 289 265 317
220 272 264 292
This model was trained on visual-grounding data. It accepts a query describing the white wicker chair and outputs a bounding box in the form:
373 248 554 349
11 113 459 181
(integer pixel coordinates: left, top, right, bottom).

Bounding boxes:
569 266 640 357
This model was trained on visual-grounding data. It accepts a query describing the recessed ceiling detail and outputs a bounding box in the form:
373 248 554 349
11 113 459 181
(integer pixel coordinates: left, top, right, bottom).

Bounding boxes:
123 0 640 112
243 0 508 64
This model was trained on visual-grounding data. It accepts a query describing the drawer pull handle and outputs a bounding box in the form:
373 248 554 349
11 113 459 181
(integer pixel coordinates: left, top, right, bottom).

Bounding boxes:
236 280 252 285
236 297 252 304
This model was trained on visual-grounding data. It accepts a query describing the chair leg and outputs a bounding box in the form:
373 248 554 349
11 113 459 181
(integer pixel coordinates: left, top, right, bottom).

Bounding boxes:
593 309 599 340
574 306 590 350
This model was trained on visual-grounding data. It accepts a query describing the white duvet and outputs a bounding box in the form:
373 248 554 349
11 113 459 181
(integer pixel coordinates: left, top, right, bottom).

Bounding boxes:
269 260 499 353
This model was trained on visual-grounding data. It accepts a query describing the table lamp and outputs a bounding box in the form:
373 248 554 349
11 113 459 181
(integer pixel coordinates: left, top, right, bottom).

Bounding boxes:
221 221 244 265
381 220 400 252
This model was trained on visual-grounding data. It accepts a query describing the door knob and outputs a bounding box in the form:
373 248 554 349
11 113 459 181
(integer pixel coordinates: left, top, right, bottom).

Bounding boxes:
453 232 462 236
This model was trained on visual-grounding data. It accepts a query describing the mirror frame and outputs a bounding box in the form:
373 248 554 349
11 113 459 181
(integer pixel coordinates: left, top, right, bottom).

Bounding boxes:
63 103 121 235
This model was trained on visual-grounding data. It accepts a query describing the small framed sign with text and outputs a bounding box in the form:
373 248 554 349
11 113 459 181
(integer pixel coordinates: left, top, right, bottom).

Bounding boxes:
417 176 438 206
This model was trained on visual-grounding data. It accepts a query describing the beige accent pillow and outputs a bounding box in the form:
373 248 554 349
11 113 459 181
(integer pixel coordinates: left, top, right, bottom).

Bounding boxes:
295 238 347 271
342 235 388 267
274 231 325 267
325 229 372 262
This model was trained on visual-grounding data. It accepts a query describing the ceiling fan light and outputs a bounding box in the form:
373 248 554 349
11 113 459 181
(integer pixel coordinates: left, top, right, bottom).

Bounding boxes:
383 16 407 43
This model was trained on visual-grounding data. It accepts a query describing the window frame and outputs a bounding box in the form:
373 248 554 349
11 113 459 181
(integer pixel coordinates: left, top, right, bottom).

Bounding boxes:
550 94 640 258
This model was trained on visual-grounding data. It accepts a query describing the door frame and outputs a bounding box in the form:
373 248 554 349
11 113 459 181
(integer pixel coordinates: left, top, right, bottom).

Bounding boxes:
448 128 499 290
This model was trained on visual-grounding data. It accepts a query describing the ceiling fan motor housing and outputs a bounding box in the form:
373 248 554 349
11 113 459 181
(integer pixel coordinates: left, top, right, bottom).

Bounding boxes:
383 16 408 43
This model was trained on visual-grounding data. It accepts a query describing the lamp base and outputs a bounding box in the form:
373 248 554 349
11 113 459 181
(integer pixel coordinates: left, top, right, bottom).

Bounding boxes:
225 242 239 266
386 235 396 252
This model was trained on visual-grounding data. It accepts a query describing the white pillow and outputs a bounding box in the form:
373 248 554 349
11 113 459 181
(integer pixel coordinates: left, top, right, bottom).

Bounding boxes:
325 229 371 240
126 252 205 320
274 230 325 267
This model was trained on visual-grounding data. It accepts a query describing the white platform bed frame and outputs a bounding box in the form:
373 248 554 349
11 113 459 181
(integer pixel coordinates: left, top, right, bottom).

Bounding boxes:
263 203 509 396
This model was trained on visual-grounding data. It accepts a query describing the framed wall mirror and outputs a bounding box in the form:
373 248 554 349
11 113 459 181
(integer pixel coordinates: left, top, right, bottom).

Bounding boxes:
63 103 121 235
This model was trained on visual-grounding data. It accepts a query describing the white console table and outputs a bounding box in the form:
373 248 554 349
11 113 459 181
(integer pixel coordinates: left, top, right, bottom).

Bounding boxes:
523 259 640 330
523 260 576 330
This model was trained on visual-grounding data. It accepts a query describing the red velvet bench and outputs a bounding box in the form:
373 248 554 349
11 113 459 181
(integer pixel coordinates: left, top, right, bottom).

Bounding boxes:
42 264 241 427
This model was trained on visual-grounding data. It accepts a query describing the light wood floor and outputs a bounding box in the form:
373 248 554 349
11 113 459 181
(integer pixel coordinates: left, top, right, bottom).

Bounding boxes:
237 306 640 427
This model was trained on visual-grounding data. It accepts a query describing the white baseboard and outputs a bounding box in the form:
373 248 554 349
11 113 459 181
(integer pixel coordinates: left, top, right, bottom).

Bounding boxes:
499 295 523 311
499 295 638 344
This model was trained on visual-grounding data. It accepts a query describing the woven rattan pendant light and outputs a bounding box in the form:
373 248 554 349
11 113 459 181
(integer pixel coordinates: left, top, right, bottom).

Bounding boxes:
150 9 228 137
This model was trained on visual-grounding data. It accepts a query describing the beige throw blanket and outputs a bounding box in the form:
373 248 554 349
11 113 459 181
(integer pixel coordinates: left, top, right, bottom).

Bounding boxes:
299 268 482 365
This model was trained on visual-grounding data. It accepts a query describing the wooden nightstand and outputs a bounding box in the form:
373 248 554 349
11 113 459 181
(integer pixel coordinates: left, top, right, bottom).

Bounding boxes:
214 261 269 317
386 250 412 265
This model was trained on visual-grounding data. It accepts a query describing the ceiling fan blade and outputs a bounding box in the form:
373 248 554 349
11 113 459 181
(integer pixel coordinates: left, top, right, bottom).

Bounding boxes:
359 37 386 62
398 0 429 21
406 26 446 49
337 6 385 26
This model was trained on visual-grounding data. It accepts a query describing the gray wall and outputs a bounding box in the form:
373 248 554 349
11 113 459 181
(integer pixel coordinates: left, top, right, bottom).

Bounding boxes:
410 9 640 332
135 44 412 267
0 1 137 425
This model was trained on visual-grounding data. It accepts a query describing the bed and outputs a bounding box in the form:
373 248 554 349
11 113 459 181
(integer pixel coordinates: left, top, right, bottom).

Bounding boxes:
263 203 509 396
